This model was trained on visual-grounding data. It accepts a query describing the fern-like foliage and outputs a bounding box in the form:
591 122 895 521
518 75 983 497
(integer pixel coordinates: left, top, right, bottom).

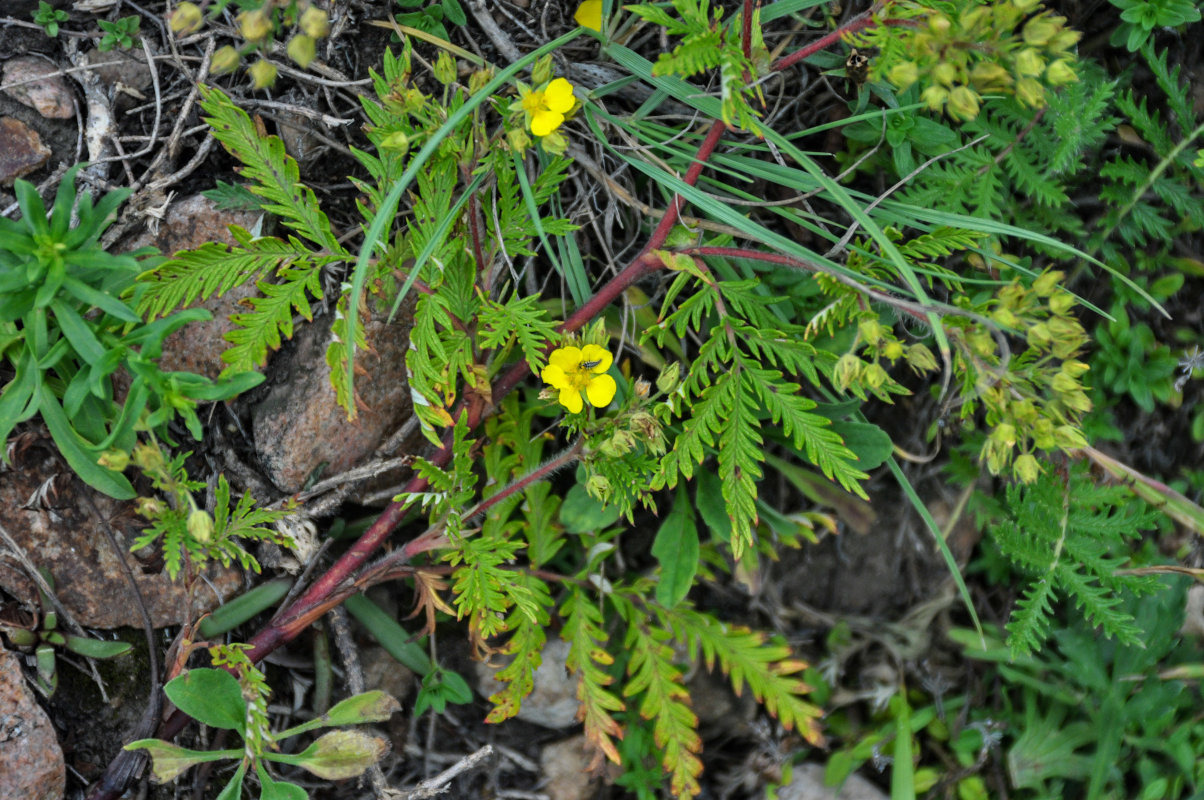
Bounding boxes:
625 0 767 132
648 263 867 556
989 462 1161 657
561 587 626 764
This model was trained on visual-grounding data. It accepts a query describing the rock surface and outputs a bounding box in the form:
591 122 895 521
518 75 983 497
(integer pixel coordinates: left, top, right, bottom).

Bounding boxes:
126 193 266 380
2 56 74 119
252 298 415 493
539 735 598 800
475 638 580 729
0 438 242 629
777 763 888 800
0 116 50 185
0 647 65 800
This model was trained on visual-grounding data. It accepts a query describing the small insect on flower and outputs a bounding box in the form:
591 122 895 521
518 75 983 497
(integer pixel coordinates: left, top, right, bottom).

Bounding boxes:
541 344 616 414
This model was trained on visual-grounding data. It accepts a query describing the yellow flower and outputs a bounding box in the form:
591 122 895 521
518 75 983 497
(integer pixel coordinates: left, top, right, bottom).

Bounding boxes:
541 344 616 414
574 0 603 32
524 77 576 137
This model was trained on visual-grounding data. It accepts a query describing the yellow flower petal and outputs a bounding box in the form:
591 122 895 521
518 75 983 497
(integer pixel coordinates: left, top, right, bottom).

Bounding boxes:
559 387 584 414
544 78 576 113
548 346 581 371
586 373 617 408
531 110 564 137
574 0 602 32
580 344 612 373
541 363 569 390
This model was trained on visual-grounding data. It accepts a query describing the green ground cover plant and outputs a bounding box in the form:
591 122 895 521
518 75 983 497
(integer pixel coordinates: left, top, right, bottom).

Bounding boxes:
10 0 1204 798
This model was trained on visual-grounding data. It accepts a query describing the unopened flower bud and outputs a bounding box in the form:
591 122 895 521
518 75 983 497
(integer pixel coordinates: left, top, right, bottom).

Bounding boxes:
921 85 949 111
136 497 165 518
1062 359 1090 378
932 61 958 87
1015 48 1045 78
170 2 204 35
863 362 888 389
906 343 938 373
656 362 681 394
1048 291 1074 315
507 127 532 152
287 34 315 68
98 450 130 471
928 13 951 35
237 9 272 42
947 85 980 120
858 317 883 345
1045 59 1077 86
1013 453 1040 483
600 429 637 457
585 474 611 499
434 51 457 85
1032 270 1062 296
187 509 214 543
211 45 241 75
132 442 165 472
380 130 409 152
970 61 1011 91
887 61 918 89
468 68 493 94
992 423 1017 447
882 340 904 361
634 377 651 397
834 353 861 391
247 59 277 89
300 6 330 38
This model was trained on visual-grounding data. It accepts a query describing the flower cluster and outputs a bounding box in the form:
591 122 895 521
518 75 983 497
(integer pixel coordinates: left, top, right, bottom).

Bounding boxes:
541 344 617 414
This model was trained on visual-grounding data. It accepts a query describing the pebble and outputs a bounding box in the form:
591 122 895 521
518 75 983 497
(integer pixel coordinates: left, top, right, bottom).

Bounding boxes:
2 56 74 119
475 638 581 729
0 116 50 185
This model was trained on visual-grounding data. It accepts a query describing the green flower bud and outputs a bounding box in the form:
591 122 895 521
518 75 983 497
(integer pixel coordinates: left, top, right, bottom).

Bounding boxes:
380 130 409 152
169 2 204 35
992 422 1017 447
1054 425 1088 450
434 51 457 85
1013 0 1041 10
1051 372 1079 393
300 6 330 38
585 473 612 499
136 497 166 518
287 34 316 68
1033 419 1056 450
132 442 166 472
1048 291 1074 316
531 55 553 88
863 362 888 389
834 353 862 391
967 329 995 357
921 85 949 111
1015 48 1045 78
600 429 637 458
1048 29 1082 53
932 61 958 87
211 45 241 75
237 9 272 42
540 130 568 156
468 68 493 94
1063 390 1092 413
858 317 883 345
947 85 980 120
906 343 938 373
1062 359 1090 378
887 61 919 89
1026 322 1051 347
1022 15 1059 46
1016 77 1046 108
883 340 905 361
1013 453 1040 483
970 61 1012 91
187 509 214 543
506 126 532 152
656 362 681 394
991 306 1020 328
98 450 131 471
247 59 278 89
928 13 951 35
1045 59 1077 86
1031 270 1062 296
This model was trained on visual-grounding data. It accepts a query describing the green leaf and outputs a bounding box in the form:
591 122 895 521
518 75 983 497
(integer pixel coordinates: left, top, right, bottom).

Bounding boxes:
62 635 132 659
123 739 240 784
37 386 134 499
829 420 893 471
559 483 622 534
343 593 433 676
198 578 291 639
651 488 699 608
164 668 247 734
256 762 308 800
215 759 249 800
278 691 402 739
694 469 731 542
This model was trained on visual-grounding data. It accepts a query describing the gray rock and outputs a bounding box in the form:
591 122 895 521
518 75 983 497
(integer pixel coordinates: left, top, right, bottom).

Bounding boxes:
0 647 65 800
475 638 580 729
251 292 414 493
2 57 74 120
539 735 599 800
776 763 888 800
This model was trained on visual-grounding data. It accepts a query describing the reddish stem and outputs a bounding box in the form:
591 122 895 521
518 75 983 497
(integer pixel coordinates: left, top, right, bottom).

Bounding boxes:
772 15 910 74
